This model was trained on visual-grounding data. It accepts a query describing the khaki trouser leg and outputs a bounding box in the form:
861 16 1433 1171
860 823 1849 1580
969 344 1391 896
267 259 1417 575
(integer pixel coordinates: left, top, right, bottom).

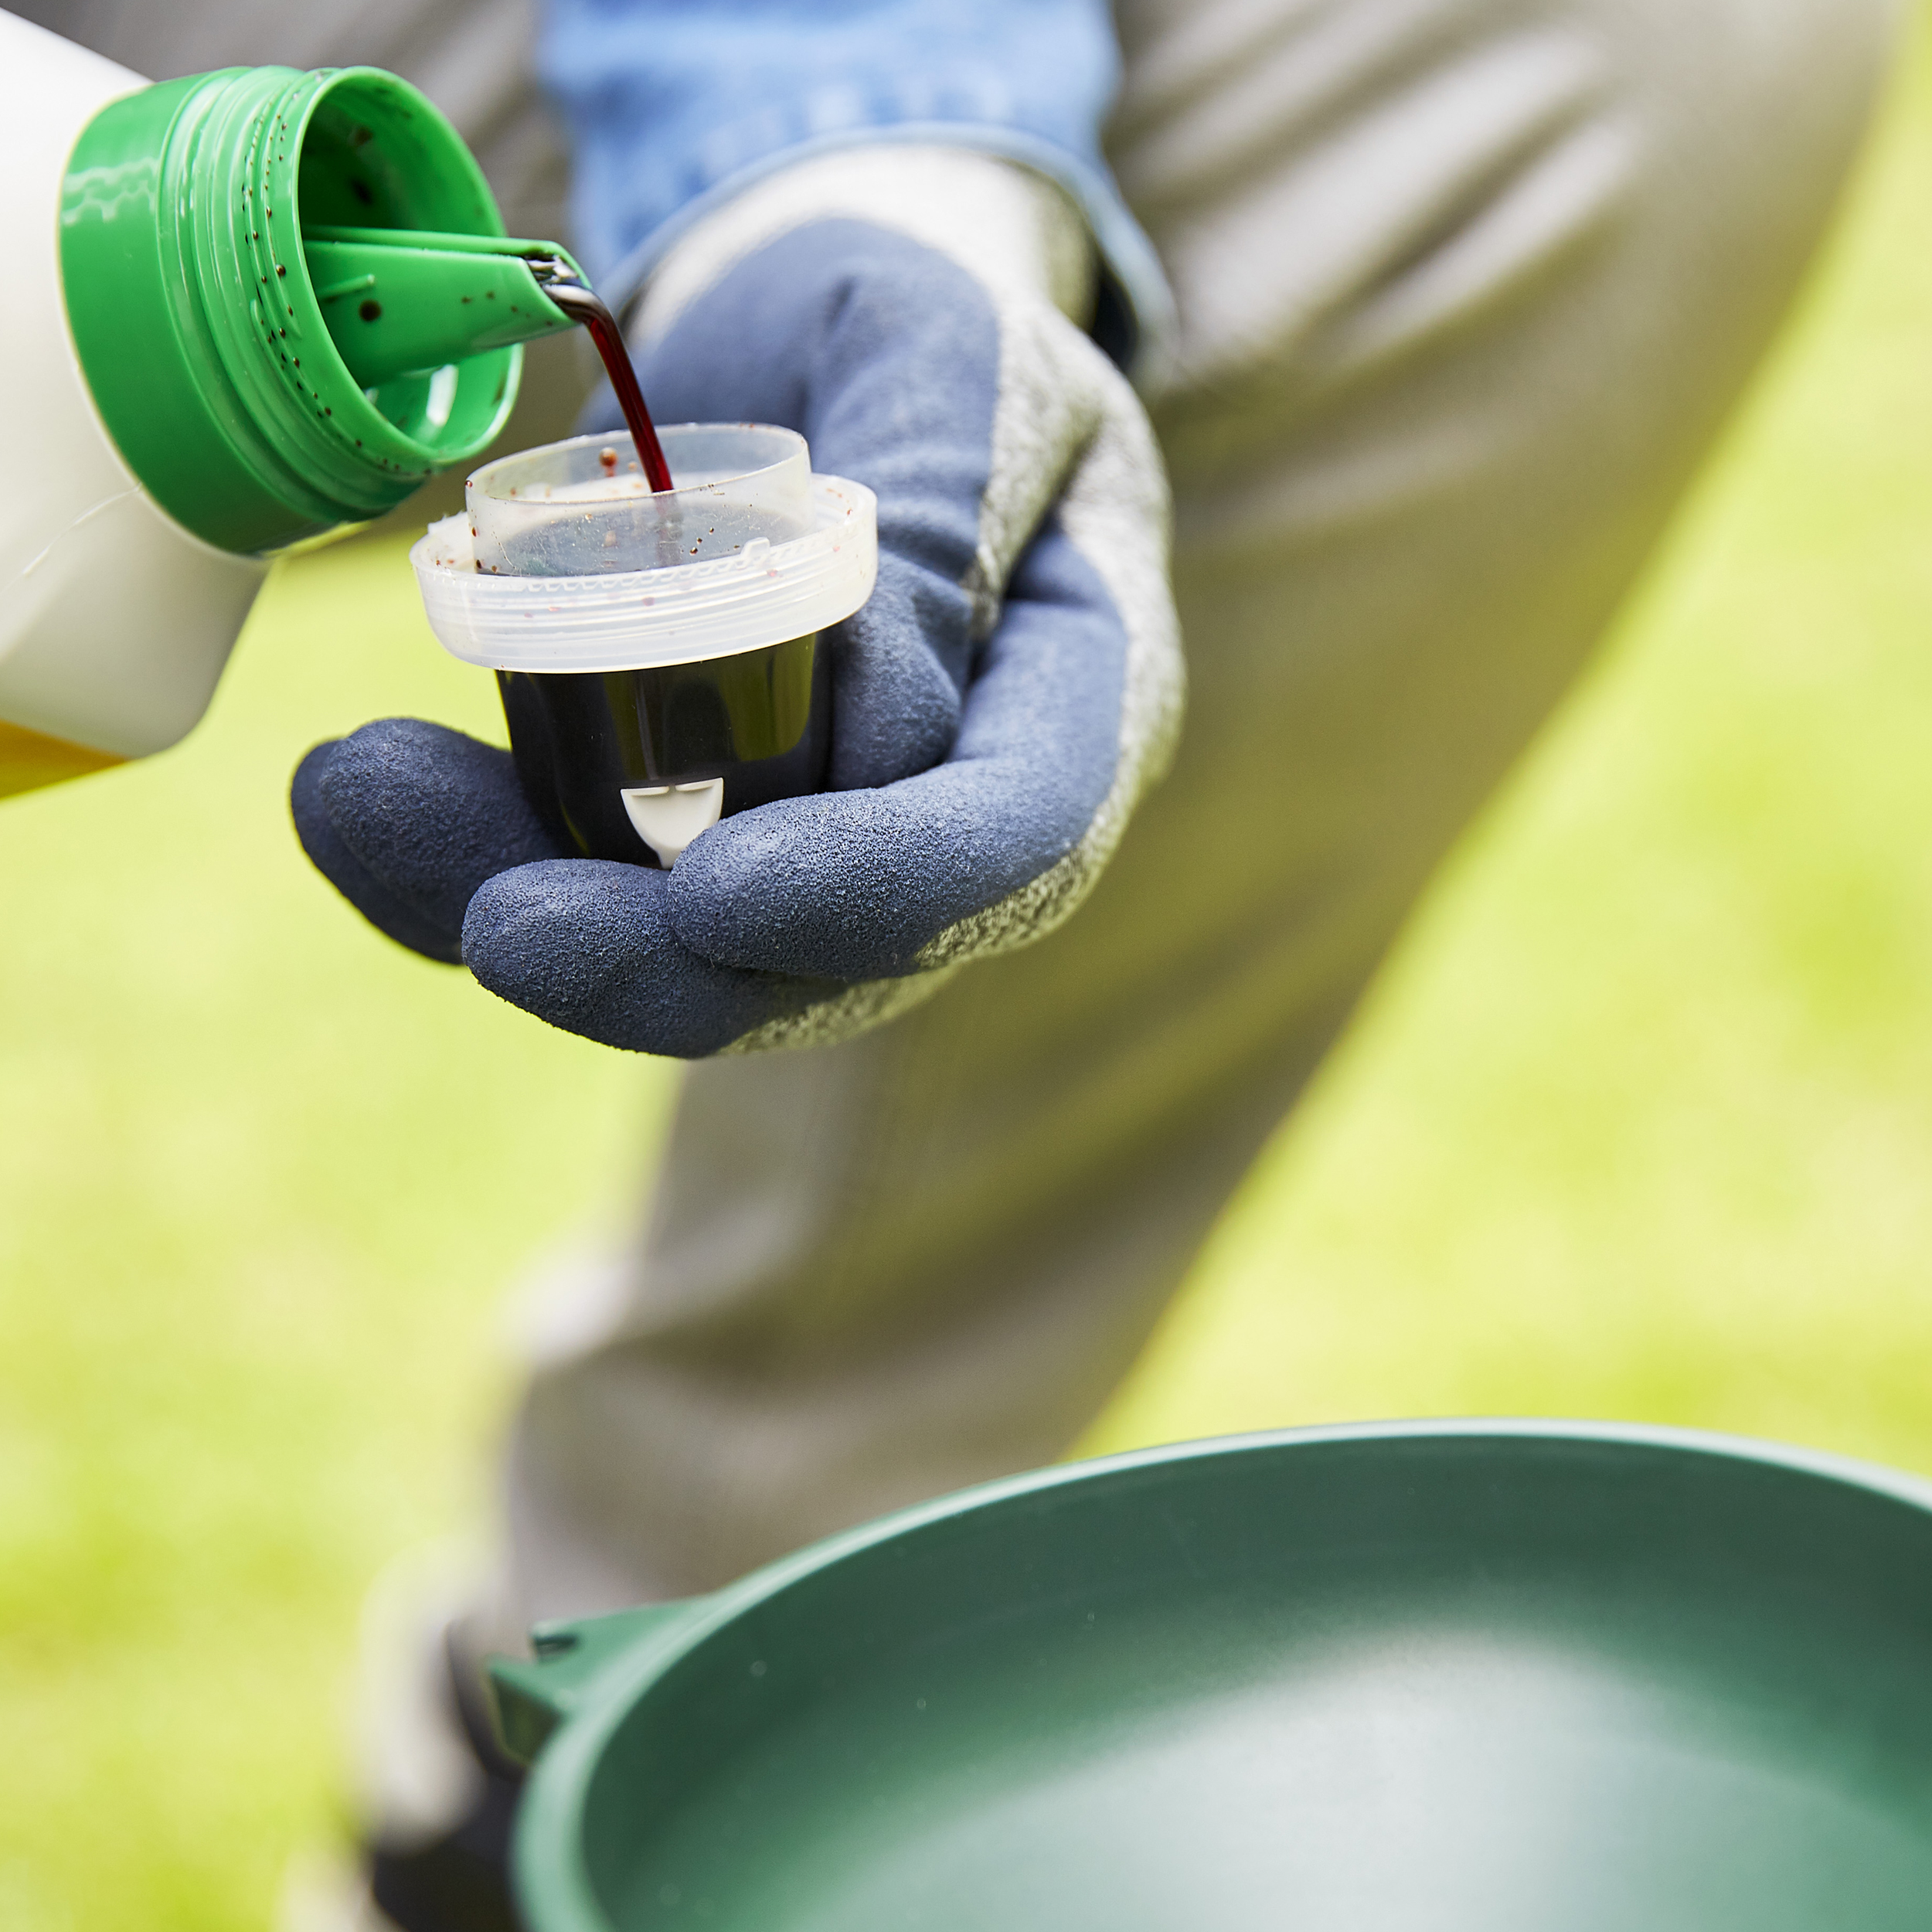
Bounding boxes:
487 0 1903 1631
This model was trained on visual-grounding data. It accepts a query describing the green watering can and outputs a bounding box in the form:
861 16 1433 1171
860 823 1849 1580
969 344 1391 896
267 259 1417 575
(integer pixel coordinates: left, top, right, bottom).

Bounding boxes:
490 1421 1932 1930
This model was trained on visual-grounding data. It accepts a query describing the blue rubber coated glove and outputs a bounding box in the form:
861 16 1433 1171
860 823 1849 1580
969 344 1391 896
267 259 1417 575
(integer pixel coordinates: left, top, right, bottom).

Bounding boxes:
294 149 1182 1056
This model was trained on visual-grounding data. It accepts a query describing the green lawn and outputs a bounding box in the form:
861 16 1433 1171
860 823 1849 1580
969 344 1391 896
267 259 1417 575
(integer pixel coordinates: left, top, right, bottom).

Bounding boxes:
8 27 1932 1930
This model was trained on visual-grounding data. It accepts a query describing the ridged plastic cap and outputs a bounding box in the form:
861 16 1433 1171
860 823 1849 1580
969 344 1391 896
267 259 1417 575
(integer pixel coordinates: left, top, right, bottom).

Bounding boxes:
413 475 878 672
58 65 573 554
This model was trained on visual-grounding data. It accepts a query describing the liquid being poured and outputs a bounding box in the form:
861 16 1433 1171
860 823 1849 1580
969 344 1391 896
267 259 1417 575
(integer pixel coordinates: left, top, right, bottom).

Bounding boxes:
529 261 675 494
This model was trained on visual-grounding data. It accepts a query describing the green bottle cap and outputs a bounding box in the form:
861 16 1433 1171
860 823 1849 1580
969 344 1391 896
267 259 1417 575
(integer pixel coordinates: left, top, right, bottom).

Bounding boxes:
58 65 587 555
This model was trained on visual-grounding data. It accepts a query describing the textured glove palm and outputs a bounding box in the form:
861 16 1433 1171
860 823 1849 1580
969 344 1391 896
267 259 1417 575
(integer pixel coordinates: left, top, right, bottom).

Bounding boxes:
295 191 1181 1056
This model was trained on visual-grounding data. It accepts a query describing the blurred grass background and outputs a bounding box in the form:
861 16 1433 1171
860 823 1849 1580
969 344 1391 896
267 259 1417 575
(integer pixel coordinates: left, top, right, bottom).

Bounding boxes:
7 20 1932 1931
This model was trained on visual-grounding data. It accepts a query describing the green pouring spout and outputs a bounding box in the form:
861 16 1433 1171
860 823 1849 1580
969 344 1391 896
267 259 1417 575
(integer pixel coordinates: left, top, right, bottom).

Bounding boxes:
302 225 589 390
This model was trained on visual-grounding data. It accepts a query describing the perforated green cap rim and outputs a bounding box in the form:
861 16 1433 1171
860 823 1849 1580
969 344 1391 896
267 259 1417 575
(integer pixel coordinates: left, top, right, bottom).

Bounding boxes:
60 65 576 554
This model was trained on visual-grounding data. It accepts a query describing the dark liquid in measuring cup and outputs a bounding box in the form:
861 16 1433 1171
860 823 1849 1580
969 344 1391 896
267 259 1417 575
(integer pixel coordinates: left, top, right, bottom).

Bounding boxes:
498 263 830 865
499 631 830 866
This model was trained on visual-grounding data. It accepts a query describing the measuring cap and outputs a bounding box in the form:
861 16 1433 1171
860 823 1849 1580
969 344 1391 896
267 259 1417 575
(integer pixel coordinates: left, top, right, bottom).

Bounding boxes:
413 426 879 673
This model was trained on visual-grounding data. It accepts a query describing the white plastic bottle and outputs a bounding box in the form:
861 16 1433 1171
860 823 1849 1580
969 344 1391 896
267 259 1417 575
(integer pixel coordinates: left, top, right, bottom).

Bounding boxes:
0 14 263 795
0 11 573 798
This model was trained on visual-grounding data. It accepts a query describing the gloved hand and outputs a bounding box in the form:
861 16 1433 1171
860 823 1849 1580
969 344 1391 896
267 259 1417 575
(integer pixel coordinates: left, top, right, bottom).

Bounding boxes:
294 148 1182 1056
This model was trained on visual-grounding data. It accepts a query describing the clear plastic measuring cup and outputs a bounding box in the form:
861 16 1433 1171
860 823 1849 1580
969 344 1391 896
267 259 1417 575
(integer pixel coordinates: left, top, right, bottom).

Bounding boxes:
412 424 876 866
468 423 818 574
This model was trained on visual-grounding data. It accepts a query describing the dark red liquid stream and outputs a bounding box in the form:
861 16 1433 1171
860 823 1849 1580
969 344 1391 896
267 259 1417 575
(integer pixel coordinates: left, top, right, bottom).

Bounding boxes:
537 274 675 494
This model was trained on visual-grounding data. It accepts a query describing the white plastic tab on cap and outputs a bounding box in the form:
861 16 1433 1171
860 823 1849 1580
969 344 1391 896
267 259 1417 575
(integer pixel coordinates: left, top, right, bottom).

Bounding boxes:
621 779 724 867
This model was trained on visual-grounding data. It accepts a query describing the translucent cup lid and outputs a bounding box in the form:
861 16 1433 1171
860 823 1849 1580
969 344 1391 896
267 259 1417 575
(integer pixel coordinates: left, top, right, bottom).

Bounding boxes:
413 425 876 673
468 423 816 577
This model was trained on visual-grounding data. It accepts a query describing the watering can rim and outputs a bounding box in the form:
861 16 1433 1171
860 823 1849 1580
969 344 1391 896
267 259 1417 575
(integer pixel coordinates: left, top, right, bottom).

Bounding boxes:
495 1416 1932 1931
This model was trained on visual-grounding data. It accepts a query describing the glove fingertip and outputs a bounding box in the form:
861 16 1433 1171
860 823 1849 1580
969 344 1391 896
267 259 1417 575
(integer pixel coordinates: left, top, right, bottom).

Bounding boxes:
316 717 563 930
463 859 831 1059
461 860 673 1046
289 740 464 964
290 740 338 852
667 793 947 978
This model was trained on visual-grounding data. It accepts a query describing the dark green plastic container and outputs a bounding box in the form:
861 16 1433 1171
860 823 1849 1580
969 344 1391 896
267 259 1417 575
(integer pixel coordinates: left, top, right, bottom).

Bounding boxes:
492 1421 1932 1930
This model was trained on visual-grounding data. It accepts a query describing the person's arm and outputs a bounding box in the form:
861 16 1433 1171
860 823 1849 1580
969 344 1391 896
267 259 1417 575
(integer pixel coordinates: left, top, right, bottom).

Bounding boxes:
540 0 1173 384
293 0 1185 1056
